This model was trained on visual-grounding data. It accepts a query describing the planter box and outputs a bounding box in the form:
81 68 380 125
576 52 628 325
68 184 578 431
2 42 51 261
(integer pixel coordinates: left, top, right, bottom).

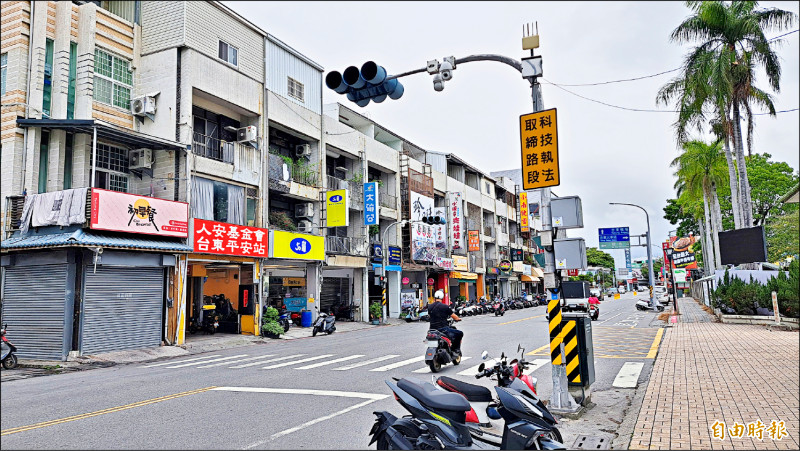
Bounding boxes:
716 313 799 329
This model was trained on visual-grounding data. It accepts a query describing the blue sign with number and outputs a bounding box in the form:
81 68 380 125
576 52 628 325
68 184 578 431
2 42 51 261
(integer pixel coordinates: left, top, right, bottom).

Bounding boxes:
364 182 379 226
290 238 311 255
598 227 630 249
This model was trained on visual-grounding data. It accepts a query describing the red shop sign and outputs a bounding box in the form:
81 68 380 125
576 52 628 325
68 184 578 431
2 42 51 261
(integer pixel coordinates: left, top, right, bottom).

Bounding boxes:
193 218 269 257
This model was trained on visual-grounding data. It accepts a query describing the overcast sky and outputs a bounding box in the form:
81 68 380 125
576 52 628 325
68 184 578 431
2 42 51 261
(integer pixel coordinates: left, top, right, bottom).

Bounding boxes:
224 1 799 268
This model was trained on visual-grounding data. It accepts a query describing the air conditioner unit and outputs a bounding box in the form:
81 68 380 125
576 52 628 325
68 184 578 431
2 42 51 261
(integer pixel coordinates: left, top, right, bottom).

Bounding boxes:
130 95 156 118
129 148 153 169
295 144 312 158
294 202 314 219
297 220 313 233
237 126 258 143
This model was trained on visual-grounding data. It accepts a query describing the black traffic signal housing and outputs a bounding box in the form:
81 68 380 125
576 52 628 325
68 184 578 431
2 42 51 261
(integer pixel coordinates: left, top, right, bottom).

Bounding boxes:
326 61 404 107
420 215 446 225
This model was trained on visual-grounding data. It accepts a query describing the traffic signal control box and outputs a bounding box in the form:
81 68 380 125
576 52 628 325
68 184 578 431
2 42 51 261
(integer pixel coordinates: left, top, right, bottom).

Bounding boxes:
562 313 595 387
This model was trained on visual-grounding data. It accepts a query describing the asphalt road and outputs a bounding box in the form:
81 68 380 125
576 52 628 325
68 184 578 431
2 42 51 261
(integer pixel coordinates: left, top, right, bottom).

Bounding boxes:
0 292 663 450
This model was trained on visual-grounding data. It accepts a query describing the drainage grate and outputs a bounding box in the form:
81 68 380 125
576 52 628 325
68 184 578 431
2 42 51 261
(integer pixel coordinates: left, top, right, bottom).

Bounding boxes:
571 435 611 450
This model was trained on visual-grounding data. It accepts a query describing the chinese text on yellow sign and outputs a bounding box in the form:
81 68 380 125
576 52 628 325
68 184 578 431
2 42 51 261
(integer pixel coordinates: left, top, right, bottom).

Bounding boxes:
520 108 559 190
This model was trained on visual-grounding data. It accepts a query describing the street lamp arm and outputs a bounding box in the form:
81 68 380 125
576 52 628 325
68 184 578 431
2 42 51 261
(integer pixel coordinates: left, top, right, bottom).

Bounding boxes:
387 54 523 81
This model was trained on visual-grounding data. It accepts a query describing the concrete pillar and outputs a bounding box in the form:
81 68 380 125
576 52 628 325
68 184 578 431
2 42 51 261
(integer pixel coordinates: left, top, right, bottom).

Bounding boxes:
388 270 400 318
47 130 67 191
72 133 92 188
74 2 96 120
306 262 321 322
477 274 485 298
50 1 72 119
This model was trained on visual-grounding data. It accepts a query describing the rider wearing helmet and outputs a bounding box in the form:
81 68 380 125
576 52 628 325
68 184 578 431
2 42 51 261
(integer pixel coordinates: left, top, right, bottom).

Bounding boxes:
428 289 463 353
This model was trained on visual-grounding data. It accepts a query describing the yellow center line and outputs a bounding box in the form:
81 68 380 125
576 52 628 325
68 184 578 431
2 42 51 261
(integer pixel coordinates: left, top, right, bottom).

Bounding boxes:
1 386 217 436
526 344 550 356
498 314 546 326
645 328 665 359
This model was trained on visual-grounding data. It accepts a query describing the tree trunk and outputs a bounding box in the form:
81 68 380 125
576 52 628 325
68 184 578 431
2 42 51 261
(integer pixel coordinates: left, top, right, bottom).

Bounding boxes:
722 137 743 229
697 219 709 273
710 182 724 270
701 184 716 271
732 103 754 227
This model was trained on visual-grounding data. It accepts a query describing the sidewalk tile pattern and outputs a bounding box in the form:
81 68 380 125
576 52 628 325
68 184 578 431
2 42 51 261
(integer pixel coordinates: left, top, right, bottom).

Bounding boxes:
630 298 799 450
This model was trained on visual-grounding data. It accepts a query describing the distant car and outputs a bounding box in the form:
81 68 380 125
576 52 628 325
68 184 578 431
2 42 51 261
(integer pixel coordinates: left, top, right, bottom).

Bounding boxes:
606 288 616 295
589 288 603 300
653 285 670 304
618 286 626 294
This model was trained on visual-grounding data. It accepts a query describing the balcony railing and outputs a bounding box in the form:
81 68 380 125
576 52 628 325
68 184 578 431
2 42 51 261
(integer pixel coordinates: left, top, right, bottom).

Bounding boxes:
483 226 494 237
193 132 234 163
326 235 369 256
269 153 320 187
327 175 347 191
379 188 397 210
471 254 484 270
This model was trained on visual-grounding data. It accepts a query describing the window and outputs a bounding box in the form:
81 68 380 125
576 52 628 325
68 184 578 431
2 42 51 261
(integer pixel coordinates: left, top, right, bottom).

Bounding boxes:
218 40 238 67
485 182 491 194
191 176 249 225
92 143 129 192
1 53 7 96
67 42 77 119
43 39 54 117
63 133 74 189
287 77 304 101
93 49 132 109
38 131 50 193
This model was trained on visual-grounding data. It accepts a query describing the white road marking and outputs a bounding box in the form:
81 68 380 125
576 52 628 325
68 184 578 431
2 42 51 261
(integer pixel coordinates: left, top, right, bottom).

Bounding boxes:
143 355 221 368
262 354 334 369
295 355 364 370
457 359 498 376
196 355 274 368
166 354 248 368
211 386 388 400
597 313 622 325
229 355 305 368
412 356 472 373
613 362 644 388
369 356 424 372
268 398 381 440
332 355 400 371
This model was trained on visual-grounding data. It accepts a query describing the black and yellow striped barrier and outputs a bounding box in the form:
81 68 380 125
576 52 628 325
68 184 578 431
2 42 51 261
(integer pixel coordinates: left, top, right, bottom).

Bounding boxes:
548 298 562 365
561 319 581 384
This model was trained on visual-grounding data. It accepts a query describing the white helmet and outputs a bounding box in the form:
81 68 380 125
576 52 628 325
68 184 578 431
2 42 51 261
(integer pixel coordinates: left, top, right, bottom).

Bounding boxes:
434 289 445 300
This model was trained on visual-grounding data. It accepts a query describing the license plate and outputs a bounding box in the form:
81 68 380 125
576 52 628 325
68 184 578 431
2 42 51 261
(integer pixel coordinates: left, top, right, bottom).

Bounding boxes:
427 340 439 347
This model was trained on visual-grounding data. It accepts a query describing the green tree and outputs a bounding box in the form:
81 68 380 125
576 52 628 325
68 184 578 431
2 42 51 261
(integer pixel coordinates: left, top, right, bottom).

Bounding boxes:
641 258 664 284
586 247 615 269
663 198 700 238
746 153 799 225
657 1 797 229
765 209 799 262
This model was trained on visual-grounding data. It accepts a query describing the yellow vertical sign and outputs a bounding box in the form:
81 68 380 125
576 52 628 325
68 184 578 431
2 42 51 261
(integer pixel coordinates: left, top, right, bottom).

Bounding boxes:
326 189 349 227
519 192 530 232
520 108 560 190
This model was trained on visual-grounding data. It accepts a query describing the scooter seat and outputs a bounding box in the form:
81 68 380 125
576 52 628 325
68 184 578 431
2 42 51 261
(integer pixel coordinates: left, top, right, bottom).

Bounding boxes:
398 378 470 412
436 376 493 402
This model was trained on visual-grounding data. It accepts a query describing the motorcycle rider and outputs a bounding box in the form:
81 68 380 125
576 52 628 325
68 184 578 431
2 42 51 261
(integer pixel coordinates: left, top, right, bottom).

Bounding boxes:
428 289 463 353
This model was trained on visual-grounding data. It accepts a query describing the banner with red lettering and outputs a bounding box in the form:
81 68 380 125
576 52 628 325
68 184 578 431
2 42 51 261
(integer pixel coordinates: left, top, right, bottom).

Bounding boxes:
193 218 268 257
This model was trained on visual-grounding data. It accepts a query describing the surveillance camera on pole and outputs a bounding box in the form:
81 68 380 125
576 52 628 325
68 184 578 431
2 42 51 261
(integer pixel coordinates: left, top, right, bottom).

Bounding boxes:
439 60 453 81
432 74 444 92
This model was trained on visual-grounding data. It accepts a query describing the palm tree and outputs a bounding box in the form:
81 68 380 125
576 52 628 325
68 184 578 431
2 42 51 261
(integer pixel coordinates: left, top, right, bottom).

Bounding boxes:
658 1 797 229
671 140 729 271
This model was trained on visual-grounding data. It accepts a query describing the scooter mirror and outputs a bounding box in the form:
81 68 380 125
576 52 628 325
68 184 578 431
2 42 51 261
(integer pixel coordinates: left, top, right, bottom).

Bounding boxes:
481 350 489 360
478 363 485 372
517 343 522 353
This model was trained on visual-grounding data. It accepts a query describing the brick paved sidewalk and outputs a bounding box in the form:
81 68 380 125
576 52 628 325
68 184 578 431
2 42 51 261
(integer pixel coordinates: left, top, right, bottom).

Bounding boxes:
630 297 799 450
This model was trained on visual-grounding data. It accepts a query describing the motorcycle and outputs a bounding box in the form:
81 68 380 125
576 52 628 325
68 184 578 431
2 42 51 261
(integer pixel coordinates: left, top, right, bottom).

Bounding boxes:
493 299 505 316
404 305 421 323
312 311 337 336
589 303 600 321
424 318 462 373
200 304 219 334
368 374 565 449
636 299 664 312
278 307 292 333
432 346 557 446
1 324 19 370
419 306 430 322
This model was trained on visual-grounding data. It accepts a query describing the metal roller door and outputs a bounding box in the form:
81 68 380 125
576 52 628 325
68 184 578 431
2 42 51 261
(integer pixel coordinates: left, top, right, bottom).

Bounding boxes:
320 277 350 314
81 266 164 355
1 265 69 360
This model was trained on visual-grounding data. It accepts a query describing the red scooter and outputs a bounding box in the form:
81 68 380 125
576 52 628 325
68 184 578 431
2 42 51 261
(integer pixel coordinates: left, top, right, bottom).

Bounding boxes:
1 323 19 369
492 298 505 316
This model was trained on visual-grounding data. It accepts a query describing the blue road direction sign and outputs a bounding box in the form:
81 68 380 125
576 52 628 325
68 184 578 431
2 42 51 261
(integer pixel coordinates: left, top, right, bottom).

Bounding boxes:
599 227 630 250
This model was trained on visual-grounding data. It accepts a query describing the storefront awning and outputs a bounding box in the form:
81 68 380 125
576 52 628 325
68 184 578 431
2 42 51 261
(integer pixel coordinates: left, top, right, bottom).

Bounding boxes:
372 263 402 272
532 267 545 278
16 119 185 151
1 226 191 252
521 275 539 282
449 271 477 280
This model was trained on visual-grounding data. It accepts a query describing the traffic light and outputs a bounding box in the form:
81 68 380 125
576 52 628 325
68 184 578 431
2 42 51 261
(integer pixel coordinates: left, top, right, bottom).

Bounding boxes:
325 61 404 107
420 215 446 225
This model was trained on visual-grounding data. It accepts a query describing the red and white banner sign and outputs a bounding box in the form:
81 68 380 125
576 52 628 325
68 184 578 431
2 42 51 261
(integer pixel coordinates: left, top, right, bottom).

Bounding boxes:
90 188 188 237
193 218 268 257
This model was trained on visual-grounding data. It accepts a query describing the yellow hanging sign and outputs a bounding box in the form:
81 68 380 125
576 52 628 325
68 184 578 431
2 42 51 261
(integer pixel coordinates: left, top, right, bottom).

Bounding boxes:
520 108 560 190
326 189 349 227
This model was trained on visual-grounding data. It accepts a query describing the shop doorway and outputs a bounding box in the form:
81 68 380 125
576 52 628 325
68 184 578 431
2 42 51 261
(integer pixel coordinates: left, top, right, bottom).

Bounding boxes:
186 262 256 335
321 277 352 319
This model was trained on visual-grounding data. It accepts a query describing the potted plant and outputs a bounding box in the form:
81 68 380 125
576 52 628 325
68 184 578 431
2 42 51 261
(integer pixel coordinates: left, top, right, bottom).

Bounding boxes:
369 302 383 325
261 306 284 339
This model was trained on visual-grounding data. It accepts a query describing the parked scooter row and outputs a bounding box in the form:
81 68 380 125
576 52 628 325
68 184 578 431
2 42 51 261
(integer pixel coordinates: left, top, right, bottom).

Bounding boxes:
369 344 565 449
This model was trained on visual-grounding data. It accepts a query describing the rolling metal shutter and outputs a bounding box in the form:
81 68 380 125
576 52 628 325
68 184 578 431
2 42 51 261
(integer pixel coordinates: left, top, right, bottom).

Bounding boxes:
1 265 69 360
320 277 350 313
81 266 164 355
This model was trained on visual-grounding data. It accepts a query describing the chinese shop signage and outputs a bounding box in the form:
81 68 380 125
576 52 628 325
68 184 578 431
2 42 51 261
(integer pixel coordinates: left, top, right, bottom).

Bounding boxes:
193 219 268 256
90 189 188 237
468 230 480 252
270 230 325 261
520 108 560 190
363 182 379 226
448 192 463 251
519 191 530 232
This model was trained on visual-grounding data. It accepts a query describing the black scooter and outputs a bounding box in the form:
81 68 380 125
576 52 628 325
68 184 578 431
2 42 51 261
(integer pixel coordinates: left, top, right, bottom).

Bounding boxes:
369 376 566 450
424 318 462 373
1 324 19 369
312 311 337 336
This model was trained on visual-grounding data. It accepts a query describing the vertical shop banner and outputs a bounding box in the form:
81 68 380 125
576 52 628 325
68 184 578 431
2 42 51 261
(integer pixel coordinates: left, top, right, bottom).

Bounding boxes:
468 230 480 252
269 230 325 261
669 235 698 269
520 108 560 190
410 189 436 262
363 182 379 226
326 189 349 227
193 218 268 256
91 188 189 237
624 248 632 270
519 192 530 232
448 192 463 251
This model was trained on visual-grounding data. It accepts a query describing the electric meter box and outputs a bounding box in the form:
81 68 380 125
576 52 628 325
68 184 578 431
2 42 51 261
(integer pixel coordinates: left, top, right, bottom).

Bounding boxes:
550 196 584 229
553 237 587 270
